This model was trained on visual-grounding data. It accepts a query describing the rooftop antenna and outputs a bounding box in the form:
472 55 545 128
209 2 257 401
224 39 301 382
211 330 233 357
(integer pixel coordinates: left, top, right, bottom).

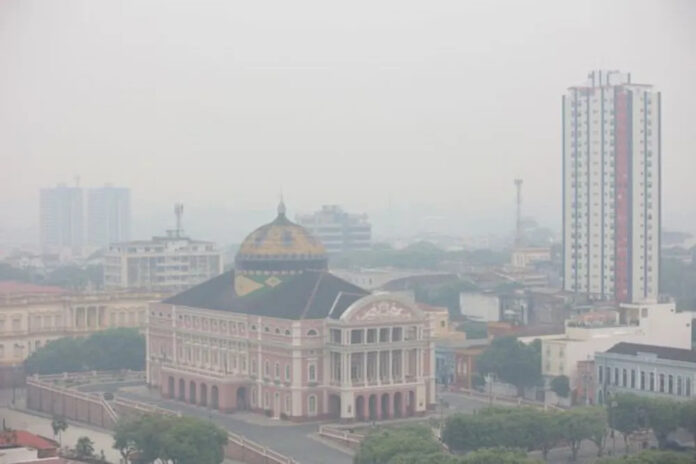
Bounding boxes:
174 203 184 238
514 178 523 247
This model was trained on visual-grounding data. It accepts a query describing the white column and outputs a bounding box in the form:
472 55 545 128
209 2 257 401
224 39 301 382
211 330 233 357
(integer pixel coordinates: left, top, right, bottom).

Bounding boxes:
363 352 367 385
388 350 393 384
377 351 381 385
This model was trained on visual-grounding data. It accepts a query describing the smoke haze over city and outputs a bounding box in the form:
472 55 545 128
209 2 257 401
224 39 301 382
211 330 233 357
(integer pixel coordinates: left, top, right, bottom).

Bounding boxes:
1 0 696 245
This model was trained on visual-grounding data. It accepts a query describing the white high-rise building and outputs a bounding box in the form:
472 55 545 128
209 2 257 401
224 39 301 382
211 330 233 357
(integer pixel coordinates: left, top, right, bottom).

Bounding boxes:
296 205 371 254
87 185 131 248
39 184 84 254
563 70 660 303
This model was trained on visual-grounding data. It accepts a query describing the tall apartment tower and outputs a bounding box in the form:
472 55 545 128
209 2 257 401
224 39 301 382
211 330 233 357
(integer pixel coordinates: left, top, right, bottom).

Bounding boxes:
563 70 660 303
39 184 84 254
87 185 131 247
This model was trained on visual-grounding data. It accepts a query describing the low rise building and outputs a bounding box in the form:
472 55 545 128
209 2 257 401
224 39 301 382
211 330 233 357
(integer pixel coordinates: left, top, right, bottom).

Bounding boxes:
0 281 162 386
103 231 222 292
594 342 696 404
510 247 551 269
538 302 694 390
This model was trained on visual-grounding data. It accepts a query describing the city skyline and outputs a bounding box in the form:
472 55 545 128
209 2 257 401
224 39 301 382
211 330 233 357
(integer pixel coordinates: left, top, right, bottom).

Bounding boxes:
2 0 696 246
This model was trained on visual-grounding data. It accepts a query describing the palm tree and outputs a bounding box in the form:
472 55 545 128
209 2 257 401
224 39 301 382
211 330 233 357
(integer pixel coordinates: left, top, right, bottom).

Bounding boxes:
51 416 68 447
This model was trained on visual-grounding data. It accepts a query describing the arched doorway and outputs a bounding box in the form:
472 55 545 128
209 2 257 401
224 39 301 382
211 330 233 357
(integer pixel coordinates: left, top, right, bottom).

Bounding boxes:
328 395 341 419
368 395 377 421
236 387 248 410
380 393 390 419
178 379 185 401
355 396 365 421
200 383 208 407
189 381 197 404
393 392 403 418
408 391 415 416
211 386 219 410
168 377 175 399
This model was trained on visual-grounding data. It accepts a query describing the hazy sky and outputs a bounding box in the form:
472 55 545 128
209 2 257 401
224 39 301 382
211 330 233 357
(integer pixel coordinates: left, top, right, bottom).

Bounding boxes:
1 0 695 244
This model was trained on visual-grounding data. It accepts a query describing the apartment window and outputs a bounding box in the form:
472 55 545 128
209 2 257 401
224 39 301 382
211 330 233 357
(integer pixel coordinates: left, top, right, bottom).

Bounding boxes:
285 395 291 414
606 367 611 386
251 360 257 375
392 327 403 342
308 395 317 416
367 329 377 343
308 364 316 382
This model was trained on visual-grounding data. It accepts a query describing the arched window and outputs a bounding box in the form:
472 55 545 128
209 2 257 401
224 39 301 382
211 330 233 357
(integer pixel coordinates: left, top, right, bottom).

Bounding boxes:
308 395 317 416
285 329 291 336
275 362 280 378
264 361 270 377
308 364 316 382
307 329 318 336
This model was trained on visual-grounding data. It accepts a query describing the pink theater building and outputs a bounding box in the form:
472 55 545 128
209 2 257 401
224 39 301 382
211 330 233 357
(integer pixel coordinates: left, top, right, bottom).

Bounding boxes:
146 202 436 421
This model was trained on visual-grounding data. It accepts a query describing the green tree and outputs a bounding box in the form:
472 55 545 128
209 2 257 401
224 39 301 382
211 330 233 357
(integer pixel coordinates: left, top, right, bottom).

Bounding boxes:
476 337 542 396
24 328 145 375
610 394 648 454
460 448 541 464
586 407 609 457
51 415 68 447
161 416 228 464
558 407 600 462
596 450 693 464
679 399 696 455
354 425 442 464
113 414 227 464
550 375 570 398
75 436 95 458
644 398 680 449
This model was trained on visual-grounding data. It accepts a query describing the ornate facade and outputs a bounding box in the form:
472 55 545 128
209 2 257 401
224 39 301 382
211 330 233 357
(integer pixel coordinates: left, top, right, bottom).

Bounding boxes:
146 203 436 421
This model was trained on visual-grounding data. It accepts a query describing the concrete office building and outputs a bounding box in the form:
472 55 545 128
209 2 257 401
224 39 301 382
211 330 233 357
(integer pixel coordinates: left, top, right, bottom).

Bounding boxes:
39 185 84 255
87 185 131 248
563 70 661 303
297 205 371 254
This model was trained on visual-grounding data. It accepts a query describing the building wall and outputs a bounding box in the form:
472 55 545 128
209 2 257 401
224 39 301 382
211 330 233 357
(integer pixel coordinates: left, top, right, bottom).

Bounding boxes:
459 292 500 322
563 71 660 303
147 295 436 421
594 352 695 404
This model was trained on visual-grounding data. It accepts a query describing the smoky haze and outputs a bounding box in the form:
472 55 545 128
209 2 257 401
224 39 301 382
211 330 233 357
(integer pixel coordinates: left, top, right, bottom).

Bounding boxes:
1 0 695 244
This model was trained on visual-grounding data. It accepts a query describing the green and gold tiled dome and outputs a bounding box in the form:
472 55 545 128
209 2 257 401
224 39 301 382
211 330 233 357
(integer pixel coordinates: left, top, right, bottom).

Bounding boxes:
234 201 328 296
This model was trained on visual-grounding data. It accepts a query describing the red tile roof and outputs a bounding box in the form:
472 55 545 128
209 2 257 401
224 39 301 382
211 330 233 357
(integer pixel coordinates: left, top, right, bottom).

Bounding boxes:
0 281 67 296
0 430 59 450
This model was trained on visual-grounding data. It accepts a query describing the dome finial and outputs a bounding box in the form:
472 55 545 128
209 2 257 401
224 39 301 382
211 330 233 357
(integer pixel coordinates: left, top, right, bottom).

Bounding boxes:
277 192 286 217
